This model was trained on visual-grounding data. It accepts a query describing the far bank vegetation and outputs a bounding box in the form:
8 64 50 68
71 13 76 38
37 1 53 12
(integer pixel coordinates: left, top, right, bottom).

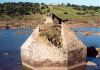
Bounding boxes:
0 2 50 19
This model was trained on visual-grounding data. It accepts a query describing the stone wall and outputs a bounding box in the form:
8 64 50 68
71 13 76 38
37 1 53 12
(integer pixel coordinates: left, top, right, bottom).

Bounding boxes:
61 22 87 69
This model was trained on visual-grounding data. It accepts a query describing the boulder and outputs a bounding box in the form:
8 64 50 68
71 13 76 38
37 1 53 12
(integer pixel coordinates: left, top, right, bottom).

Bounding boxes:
86 61 97 67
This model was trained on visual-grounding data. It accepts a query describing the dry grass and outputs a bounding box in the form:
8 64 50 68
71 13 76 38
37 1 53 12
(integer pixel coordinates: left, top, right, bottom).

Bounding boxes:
39 24 62 47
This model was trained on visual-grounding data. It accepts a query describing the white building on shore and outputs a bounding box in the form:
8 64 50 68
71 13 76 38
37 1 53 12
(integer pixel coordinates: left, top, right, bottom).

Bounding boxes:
51 3 59 5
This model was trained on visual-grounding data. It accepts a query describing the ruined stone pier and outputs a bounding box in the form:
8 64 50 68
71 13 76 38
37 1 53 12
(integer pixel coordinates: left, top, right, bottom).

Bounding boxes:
21 22 87 70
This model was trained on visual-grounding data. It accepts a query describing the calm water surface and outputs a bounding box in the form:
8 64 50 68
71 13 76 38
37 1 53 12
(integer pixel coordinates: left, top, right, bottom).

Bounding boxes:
71 27 100 48
0 27 100 70
0 28 33 70
71 27 100 70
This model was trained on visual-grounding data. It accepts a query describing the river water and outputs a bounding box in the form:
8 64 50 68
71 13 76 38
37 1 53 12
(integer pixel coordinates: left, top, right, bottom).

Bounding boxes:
0 27 100 70
0 28 33 70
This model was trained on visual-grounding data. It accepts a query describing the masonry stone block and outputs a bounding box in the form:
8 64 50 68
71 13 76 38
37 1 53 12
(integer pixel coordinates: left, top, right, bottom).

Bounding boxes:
44 17 53 24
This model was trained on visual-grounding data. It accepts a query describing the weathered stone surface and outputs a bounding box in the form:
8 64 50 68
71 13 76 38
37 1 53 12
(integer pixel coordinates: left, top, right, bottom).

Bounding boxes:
61 22 87 68
44 17 53 24
21 22 87 70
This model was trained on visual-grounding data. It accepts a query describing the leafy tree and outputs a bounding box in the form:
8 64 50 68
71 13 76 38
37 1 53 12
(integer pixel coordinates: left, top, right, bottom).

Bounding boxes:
0 2 45 18
41 3 45 5
67 3 70 7
41 6 45 9
71 4 75 7
61 3 65 6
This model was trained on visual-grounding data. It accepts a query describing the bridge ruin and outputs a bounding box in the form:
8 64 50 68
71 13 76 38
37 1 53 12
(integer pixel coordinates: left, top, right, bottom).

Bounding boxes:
21 17 87 70
44 13 68 24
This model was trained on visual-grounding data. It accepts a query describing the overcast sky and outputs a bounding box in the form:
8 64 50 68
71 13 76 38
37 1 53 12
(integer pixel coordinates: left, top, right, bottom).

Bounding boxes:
0 0 100 6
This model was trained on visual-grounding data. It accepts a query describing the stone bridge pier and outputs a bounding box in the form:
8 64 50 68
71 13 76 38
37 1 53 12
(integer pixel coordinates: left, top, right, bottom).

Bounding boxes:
21 22 87 70
45 13 68 24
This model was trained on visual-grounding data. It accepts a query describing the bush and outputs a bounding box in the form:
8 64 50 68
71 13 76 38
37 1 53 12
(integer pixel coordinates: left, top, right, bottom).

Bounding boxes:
11 12 20 18
99 11 100 14
86 10 90 14
92 12 95 16
95 10 98 12
46 9 50 13
76 12 86 15
82 12 86 15
64 12 68 14
76 12 81 15
53 7 55 9
90 11 92 14
40 11 43 15
43 11 46 14
41 6 45 9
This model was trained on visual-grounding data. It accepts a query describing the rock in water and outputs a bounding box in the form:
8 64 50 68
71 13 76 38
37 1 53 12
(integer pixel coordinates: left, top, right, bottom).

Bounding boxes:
86 61 97 66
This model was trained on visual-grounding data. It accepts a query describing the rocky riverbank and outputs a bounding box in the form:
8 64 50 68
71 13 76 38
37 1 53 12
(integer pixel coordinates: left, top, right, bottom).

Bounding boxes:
0 18 44 29
66 20 100 28
0 18 100 29
72 30 100 36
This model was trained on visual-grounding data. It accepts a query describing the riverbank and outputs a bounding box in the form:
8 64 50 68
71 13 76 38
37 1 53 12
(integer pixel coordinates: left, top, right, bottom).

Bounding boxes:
0 18 100 29
0 18 44 29
66 20 100 28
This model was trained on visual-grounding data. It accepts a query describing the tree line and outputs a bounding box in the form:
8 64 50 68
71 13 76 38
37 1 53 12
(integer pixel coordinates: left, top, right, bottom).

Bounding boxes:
0 2 49 18
60 3 100 16
60 3 100 11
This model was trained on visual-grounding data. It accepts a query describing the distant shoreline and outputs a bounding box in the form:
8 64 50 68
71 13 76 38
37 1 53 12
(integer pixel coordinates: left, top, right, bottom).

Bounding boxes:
0 18 100 29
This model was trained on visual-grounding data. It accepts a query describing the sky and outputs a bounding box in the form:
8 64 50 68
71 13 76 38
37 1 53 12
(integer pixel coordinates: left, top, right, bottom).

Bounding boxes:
0 0 100 6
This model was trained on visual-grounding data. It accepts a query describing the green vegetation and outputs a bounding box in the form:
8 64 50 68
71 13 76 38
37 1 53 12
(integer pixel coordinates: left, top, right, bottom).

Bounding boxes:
39 24 62 48
0 2 50 19
60 44 63 48
39 31 61 47
41 5 50 14
49 3 100 21
0 2 100 21
76 12 86 15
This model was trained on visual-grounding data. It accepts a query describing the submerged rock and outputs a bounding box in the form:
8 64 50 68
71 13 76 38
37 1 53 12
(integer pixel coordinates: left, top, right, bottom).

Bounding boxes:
86 61 97 67
3 53 9 55
0 33 4 35
17 63 21 65
87 47 98 58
